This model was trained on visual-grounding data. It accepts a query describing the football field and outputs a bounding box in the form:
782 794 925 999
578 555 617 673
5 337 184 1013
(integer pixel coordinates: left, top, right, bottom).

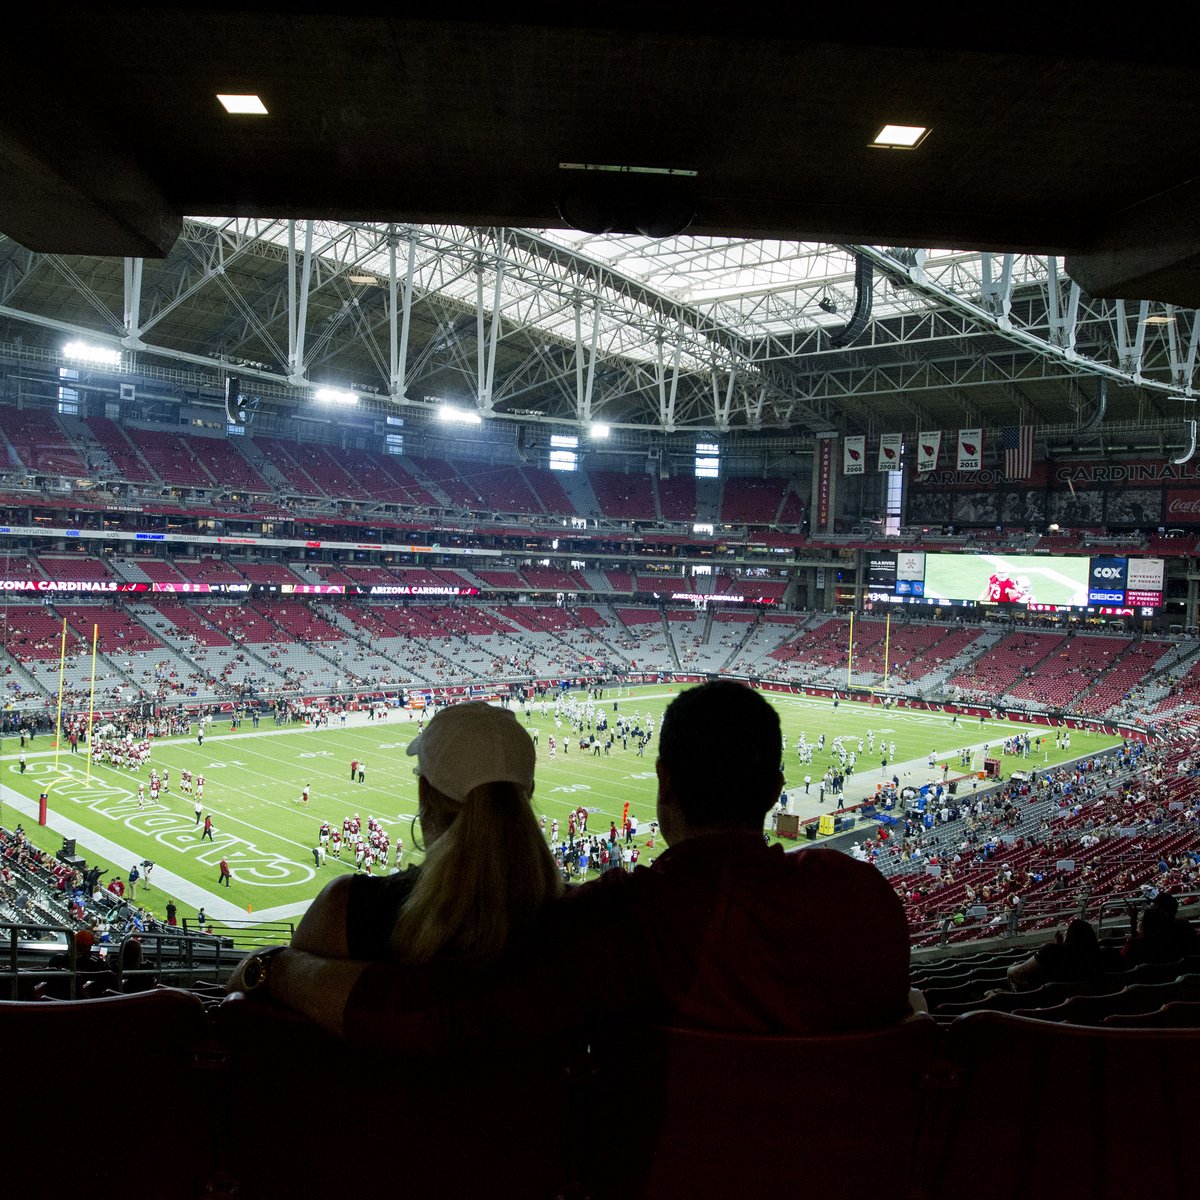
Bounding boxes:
0 685 1123 932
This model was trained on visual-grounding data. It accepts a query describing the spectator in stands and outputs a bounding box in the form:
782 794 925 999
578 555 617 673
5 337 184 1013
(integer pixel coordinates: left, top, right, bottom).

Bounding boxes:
1122 892 1198 965
278 701 560 967
242 682 911 1052
1006 919 1116 991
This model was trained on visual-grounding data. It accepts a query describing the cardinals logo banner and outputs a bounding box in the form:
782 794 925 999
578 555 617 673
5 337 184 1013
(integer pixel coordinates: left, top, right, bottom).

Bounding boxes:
878 432 902 472
957 428 983 472
843 435 865 475
916 431 941 474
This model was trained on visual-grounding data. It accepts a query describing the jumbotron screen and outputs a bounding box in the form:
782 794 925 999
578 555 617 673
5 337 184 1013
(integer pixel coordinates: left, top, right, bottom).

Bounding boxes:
923 553 1091 606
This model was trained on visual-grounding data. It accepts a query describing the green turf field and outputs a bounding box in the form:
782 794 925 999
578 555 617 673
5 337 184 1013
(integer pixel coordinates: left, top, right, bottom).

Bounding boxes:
0 685 1123 930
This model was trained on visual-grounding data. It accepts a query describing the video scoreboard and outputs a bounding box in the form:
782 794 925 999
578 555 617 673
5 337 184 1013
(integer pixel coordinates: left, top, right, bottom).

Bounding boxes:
866 552 1164 612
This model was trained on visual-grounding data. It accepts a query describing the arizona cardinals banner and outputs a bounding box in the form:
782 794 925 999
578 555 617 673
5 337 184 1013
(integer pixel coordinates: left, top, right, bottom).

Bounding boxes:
916 431 941 474
843 435 865 475
878 432 902 472
957 428 983 472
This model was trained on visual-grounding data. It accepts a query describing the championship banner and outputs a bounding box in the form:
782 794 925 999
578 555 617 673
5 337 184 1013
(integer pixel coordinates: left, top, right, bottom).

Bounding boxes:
843 435 865 475
956 428 983 472
916 431 941 474
878 432 902 472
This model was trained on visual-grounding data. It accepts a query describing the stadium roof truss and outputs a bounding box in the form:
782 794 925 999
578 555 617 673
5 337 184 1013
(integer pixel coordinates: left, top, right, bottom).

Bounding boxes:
0 218 1197 441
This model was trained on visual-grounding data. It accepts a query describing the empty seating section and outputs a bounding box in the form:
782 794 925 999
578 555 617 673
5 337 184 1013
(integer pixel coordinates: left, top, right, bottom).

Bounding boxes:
188 437 271 493
135 560 192 584
251 437 325 496
431 461 491 510
949 631 1066 700
312 564 357 586
1079 640 1172 715
2 409 85 475
86 417 156 482
1006 635 1131 709
174 559 249 585
589 470 654 520
235 562 304 585
604 569 634 593
636 574 688 594
474 569 527 590
777 488 805 526
1 606 87 660
343 565 399 586
615 607 664 626
0 553 42 578
142 600 233 645
720 476 786 524
466 464 541 514
133 429 215 488
521 566 589 592
726 575 788 601
285 441 370 499
891 625 985 682
770 617 872 671
59 605 163 654
374 455 438 507
36 554 113 580
657 475 696 522
523 465 577 515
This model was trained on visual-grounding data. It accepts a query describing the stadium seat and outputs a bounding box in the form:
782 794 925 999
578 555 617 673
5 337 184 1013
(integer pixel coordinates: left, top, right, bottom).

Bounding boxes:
0 988 208 1197
932 1012 1200 1200
587 1015 939 1200
213 993 579 1200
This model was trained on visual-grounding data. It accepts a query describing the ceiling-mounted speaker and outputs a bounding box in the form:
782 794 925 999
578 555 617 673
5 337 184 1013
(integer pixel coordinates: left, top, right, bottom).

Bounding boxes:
225 375 245 424
557 174 696 240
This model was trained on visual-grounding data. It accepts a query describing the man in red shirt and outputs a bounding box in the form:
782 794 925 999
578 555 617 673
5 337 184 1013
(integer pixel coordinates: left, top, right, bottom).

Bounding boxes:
219 858 232 887
107 876 125 898
251 681 911 1051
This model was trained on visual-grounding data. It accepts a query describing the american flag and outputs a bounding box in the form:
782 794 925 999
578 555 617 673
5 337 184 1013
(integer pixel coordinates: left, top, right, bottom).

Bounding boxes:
1001 425 1034 479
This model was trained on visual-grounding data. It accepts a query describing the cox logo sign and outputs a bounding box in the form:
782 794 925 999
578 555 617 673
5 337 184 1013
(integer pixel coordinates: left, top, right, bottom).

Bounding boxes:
1092 567 1124 580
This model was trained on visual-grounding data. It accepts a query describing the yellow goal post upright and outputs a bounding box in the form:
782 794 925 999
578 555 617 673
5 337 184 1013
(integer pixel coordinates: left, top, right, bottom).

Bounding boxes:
861 609 893 701
845 610 854 691
52 617 68 772
85 622 98 782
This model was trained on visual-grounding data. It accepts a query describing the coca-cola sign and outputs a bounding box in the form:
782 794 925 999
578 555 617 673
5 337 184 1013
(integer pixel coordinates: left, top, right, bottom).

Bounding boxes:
1166 489 1200 521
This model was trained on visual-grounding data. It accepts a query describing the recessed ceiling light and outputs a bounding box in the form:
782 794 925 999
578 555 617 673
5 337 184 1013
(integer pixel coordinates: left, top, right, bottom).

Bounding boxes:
217 94 269 116
871 124 929 149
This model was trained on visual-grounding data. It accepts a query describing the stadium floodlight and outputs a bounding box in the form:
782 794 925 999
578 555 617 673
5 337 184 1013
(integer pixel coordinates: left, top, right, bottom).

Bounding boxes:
437 405 483 425
871 123 930 149
63 341 121 366
217 94 269 115
314 387 358 405
590 423 611 438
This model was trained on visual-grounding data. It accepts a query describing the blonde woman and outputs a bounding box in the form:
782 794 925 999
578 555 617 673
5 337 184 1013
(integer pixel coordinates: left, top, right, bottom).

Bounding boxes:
284 702 561 966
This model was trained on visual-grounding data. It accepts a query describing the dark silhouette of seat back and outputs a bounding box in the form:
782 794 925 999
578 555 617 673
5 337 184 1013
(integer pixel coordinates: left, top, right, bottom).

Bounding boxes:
590 1016 939 1200
935 1013 1200 1199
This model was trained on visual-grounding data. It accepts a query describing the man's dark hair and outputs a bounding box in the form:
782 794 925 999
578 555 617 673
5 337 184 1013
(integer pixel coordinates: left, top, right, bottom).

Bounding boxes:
658 681 782 828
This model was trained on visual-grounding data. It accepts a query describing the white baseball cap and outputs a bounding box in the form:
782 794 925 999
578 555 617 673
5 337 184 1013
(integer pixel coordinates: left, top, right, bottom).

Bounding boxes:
407 701 536 803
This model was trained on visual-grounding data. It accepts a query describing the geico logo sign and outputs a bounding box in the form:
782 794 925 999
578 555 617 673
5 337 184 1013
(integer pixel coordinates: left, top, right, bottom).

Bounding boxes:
1091 567 1124 580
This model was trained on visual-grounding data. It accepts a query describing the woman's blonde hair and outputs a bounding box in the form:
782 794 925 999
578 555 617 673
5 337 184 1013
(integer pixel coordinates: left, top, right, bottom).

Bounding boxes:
389 779 563 965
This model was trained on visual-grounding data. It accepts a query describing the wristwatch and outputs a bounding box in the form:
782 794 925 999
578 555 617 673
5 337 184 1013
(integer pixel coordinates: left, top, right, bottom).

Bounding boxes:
240 945 287 993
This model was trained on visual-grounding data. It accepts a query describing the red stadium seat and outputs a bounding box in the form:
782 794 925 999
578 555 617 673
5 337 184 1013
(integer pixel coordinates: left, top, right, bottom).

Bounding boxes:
933 1012 1200 1199
213 993 577 1200
0 988 208 1197
588 1015 939 1200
